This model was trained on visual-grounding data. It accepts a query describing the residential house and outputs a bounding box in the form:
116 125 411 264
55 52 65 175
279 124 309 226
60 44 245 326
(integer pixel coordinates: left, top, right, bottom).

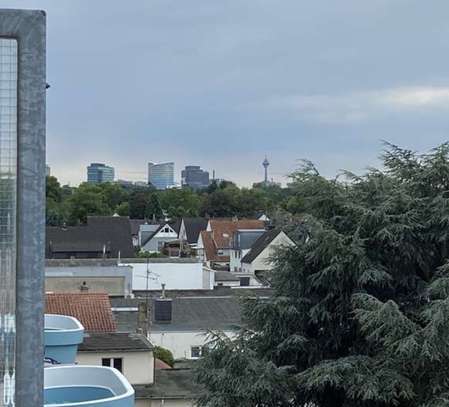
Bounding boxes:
130 219 147 248
140 221 180 253
77 332 154 385
46 216 135 259
47 292 200 406
197 218 265 269
112 295 243 360
45 292 117 332
230 229 266 273
241 229 296 281
139 222 162 248
178 217 208 250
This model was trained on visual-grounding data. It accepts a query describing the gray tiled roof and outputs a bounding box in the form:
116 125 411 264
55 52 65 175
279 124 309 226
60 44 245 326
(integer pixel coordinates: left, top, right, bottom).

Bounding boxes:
134 369 202 400
113 296 243 333
78 332 152 352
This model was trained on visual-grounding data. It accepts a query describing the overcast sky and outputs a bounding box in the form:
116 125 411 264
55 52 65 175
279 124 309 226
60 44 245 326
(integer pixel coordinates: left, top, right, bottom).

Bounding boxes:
4 0 449 186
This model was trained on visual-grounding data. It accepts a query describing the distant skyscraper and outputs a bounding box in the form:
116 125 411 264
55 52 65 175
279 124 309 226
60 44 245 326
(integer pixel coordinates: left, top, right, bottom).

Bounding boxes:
262 156 270 184
46 164 51 177
87 163 115 184
181 165 210 190
148 162 175 190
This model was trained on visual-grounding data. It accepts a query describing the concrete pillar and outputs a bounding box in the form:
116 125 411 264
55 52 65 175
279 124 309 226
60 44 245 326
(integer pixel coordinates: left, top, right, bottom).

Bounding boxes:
0 9 46 407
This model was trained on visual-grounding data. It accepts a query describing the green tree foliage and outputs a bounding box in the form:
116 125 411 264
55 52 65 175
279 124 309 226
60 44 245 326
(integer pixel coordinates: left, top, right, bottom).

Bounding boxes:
153 346 175 367
196 143 449 407
159 188 201 218
46 176 291 225
67 183 113 224
46 176 69 225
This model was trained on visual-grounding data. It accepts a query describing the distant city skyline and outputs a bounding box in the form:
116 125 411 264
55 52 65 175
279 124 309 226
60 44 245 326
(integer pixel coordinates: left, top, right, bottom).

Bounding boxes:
7 1 449 187
49 157 276 188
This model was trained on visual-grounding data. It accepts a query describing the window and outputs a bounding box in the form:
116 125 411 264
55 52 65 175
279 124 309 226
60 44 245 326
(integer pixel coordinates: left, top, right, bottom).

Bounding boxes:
240 277 250 287
102 357 123 373
191 346 203 358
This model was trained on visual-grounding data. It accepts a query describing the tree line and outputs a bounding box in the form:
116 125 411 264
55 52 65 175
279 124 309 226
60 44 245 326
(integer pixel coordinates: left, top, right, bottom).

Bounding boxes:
46 177 295 225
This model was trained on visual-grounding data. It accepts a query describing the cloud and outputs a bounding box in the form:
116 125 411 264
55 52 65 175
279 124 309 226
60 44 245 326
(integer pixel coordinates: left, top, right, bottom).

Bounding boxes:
258 86 449 124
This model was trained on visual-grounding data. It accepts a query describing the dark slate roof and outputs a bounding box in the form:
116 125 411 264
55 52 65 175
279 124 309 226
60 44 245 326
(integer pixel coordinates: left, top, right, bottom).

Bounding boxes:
241 229 285 264
113 296 243 332
232 230 266 250
134 369 202 400
46 216 135 258
215 271 240 282
171 218 182 235
78 332 152 352
129 219 146 236
182 218 208 244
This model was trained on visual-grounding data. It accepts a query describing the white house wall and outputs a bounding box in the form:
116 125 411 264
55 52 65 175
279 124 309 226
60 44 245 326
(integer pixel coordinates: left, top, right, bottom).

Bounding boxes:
124 262 212 291
150 331 237 360
76 350 154 385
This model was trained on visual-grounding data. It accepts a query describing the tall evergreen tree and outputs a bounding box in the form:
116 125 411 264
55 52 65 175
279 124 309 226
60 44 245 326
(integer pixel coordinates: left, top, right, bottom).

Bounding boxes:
196 143 449 407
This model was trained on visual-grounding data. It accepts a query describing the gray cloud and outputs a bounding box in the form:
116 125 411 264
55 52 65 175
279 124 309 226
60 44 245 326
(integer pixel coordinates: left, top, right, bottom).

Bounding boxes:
3 0 449 185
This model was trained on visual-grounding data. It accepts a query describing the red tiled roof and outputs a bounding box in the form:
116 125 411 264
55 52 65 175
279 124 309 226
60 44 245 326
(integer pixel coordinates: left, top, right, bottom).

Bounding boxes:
45 292 116 332
200 231 229 262
209 219 265 249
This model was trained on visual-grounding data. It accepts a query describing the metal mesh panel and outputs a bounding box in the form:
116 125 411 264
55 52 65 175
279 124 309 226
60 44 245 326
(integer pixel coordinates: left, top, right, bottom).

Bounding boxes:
0 38 17 407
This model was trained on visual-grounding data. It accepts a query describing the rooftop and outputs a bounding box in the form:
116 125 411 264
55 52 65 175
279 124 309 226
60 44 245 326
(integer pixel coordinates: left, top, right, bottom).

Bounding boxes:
241 229 289 264
182 217 208 244
46 216 134 259
215 271 240 282
79 332 152 352
134 369 202 400
113 295 243 332
208 219 265 249
46 292 116 333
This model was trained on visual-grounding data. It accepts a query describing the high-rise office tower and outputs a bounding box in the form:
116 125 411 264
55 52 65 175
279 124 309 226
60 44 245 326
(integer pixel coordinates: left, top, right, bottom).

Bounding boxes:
148 162 175 190
87 163 115 184
181 165 210 190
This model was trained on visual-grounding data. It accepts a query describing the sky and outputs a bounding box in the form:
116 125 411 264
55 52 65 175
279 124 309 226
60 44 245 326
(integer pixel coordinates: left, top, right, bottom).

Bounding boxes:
4 0 449 186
